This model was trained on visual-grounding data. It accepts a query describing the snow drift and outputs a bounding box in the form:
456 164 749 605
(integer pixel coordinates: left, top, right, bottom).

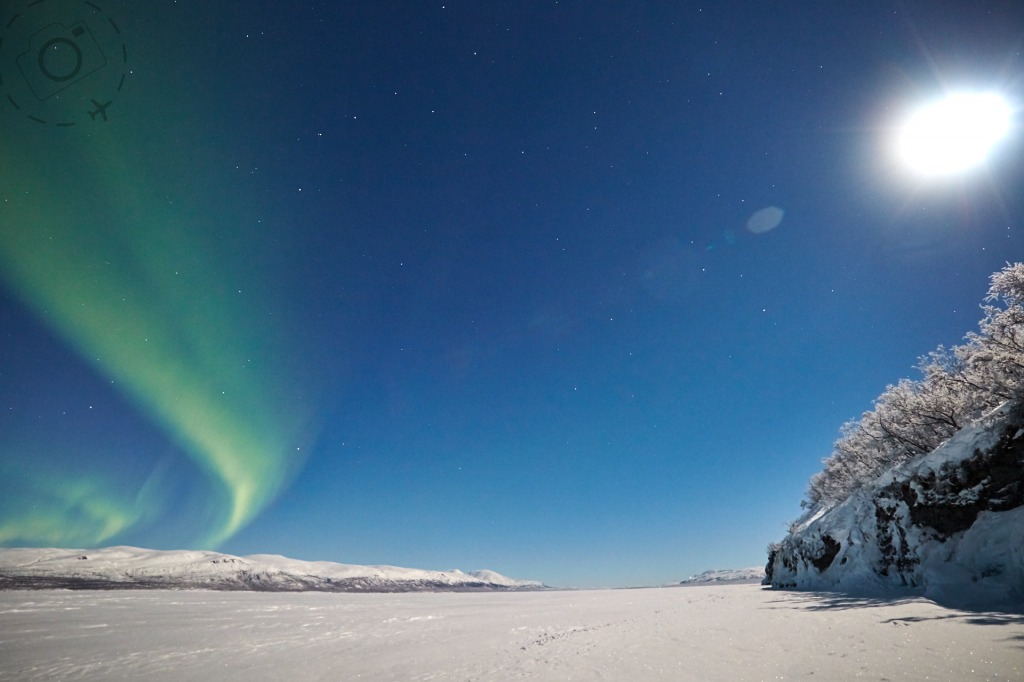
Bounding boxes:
766 401 1024 609
0 546 544 592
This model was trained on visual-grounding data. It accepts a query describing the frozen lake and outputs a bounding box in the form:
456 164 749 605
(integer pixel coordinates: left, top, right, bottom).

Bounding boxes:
1 585 1021 680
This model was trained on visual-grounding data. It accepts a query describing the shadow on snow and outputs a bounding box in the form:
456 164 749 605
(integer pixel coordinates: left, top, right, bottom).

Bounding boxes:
760 586 1024 624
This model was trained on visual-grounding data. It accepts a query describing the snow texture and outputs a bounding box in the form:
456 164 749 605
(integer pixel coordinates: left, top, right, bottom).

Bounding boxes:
768 401 1024 611
0 546 543 592
1 585 1021 680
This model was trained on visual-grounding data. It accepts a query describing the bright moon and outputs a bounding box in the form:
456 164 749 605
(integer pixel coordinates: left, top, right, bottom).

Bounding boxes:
895 92 1012 176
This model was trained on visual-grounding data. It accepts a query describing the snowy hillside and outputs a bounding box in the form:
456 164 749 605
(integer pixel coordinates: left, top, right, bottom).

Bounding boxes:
766 401 1024 609
680 567 765 584
0 546 545 592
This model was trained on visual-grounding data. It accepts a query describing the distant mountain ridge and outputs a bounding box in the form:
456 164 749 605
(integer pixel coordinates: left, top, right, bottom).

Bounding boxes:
0 546 545 592
680 567 765 585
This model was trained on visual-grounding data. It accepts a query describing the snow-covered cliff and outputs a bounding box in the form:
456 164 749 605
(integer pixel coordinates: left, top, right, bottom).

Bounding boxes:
0 546 545 592
766 401 1024 609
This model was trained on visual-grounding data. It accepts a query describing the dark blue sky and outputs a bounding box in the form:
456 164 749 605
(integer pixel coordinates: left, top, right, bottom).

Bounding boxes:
1 0 1022 586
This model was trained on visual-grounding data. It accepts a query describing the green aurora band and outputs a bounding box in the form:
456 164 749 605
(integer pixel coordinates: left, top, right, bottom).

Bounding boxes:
0 466 148 547
0 122 316 549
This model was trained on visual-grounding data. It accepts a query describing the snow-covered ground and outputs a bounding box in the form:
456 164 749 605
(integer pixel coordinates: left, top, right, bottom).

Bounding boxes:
2 585 1021 681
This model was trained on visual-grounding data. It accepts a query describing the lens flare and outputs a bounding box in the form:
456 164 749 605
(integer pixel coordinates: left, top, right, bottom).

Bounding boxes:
746 206 784 234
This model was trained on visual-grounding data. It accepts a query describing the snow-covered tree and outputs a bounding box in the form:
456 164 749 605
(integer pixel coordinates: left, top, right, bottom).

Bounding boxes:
804 263 1024 508
959 262 1024 402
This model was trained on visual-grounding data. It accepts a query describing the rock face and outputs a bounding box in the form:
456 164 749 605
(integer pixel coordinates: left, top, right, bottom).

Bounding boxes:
766 402 1024 608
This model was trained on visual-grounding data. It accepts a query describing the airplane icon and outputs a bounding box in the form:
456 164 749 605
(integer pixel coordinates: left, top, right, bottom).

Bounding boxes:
88 99 112 121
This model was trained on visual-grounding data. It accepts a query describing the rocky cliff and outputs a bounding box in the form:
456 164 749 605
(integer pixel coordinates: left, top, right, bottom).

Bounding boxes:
766 401 1024 609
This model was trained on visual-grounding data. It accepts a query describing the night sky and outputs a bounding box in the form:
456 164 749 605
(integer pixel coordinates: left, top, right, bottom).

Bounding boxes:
2 1 1023 587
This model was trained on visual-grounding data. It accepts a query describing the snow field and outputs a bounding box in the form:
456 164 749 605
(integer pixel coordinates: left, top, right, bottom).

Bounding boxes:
1 584 1022 681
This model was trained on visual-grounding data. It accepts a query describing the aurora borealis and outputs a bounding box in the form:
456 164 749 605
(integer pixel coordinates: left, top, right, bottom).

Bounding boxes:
0 132 316 547
2 1 1023 587
0 0 319 548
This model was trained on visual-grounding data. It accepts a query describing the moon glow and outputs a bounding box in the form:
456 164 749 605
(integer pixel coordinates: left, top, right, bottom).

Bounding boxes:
895 92 1012 177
